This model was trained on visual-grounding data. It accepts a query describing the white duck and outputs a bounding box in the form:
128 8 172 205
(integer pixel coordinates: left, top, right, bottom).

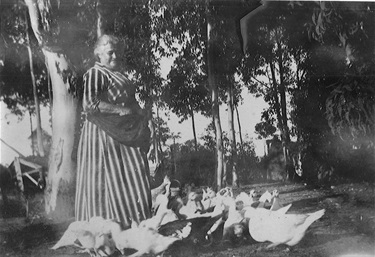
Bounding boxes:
151 175 171 212
244 207 325 249
110 221 181 257
51 217 120 256
206 187 235 236
51 222 96 256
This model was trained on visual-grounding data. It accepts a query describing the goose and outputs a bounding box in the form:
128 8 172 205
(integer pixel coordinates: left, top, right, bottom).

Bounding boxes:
151 175 171 212
51 217 120 256
110 221 181 257
244 207 325 249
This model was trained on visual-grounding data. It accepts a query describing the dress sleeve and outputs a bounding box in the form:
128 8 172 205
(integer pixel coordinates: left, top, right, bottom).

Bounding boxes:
82 67 109 113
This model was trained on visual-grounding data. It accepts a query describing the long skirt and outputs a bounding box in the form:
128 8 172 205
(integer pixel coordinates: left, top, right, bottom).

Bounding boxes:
75 120 151 229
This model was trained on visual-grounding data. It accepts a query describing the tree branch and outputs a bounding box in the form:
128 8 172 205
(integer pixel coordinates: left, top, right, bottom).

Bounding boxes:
250 76 269 89
24 0 44 45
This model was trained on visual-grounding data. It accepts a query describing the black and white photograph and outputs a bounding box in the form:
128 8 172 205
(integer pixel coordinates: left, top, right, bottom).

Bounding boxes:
0 0 374 256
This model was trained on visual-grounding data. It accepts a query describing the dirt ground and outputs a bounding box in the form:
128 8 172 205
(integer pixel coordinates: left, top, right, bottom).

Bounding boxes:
0 181 374 257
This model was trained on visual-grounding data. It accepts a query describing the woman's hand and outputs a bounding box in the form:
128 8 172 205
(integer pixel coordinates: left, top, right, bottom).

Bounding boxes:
97 101 146 116
117 106 133 116
96 101 134 115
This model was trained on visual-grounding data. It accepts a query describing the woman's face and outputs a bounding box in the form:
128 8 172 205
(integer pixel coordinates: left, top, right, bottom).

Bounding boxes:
97 43 118 70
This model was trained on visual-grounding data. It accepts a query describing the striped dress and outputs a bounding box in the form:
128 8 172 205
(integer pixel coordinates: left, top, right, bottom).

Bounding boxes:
75 62 151 229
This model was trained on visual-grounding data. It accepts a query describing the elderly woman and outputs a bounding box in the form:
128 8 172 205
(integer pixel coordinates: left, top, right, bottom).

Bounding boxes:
75 35 151 228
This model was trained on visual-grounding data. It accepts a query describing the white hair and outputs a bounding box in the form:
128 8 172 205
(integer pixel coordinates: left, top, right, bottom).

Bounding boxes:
93 34 119 57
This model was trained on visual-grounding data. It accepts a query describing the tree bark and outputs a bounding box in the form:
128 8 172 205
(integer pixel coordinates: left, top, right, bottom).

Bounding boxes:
276 41 291 179
44 51 78 219
29 111 34 156
268 60 284 137
46 63 52 114
277 41 290 145
235 105 243 146
227 81 238 187
96 0 104 38
25 0 78 220
149 117 159 164
207 12 223 190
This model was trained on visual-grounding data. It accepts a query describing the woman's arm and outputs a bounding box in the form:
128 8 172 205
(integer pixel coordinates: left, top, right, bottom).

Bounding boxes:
97 101 134 115
83 67 136 115
83 67 146 116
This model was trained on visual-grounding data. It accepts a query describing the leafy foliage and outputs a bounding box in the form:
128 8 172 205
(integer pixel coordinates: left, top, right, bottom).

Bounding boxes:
326 73 375 147
163 49 210 122
1 3 49 116
296 1 374 182
239 1 375 182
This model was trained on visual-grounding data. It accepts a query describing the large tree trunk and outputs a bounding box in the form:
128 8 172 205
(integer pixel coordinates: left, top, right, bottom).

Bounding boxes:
269 60 288 180
29 111 34 156
148 103 160 166
44 51 78 218
207 17 223 190
227 81 238 187
149 118 160 164
276 41 291 179
268 60 284 137
25 0 78 220
235 105 243 146
277 41 290 144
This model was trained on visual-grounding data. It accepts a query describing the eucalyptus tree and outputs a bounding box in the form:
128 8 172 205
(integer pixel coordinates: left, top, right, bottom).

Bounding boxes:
211 1 254 187
151 0 224 187
240 1 303 179
23 0 98 219
154 0 258 188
